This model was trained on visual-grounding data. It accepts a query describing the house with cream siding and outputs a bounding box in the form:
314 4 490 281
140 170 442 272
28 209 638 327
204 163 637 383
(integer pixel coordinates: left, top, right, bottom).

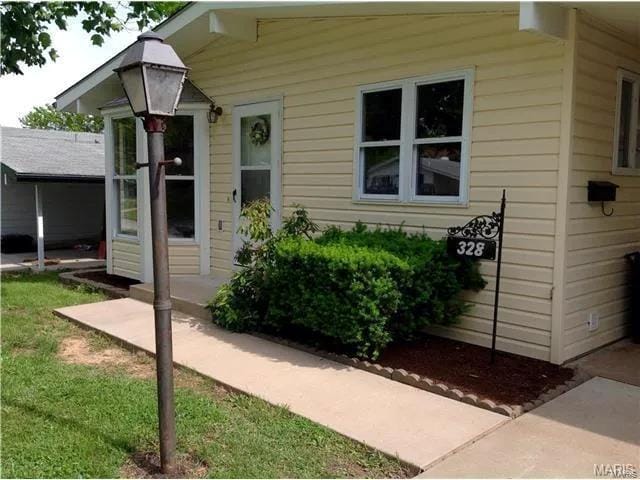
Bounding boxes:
55 2 640 365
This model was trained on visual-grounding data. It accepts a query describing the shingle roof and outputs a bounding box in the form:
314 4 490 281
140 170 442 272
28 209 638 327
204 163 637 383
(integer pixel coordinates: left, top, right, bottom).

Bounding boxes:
100 79 212 110
0 127 104 181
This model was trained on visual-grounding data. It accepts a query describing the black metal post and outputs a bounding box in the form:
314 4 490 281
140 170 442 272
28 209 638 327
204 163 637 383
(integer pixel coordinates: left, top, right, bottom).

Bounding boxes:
144 116 176 474
490 189 506 364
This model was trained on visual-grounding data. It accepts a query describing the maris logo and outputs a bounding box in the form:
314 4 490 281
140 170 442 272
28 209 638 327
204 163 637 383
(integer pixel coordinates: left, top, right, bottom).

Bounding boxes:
594 464 638 478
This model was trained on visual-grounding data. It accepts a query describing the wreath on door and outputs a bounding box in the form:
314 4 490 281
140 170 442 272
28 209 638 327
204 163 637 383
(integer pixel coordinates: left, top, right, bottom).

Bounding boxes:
248 117 270 146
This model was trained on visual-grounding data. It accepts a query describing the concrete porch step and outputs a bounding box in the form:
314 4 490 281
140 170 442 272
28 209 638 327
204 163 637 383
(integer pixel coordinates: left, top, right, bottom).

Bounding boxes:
129 275 227 320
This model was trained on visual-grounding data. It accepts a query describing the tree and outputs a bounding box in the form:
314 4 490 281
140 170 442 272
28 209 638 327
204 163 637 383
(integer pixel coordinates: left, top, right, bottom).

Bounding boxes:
0 2 185 75
20 104 104 133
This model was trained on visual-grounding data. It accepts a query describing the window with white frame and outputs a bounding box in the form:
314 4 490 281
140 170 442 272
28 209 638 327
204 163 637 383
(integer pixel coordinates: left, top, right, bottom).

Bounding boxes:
613 69 640 174
164 115 196 239
113 117 138 236
356 70 472 203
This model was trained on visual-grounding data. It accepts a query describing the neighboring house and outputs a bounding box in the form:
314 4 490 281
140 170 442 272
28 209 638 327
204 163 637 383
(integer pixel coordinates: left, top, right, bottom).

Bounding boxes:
1 127 105 256
54 2 640 365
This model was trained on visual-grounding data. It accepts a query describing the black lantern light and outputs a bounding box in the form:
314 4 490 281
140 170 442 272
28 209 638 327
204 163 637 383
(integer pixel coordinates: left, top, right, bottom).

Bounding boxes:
115 31 189 117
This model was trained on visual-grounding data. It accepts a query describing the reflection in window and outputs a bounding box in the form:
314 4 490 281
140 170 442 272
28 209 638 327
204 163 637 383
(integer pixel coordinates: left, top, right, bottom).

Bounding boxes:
241 169 271 206
164 115 196 238
363 146 399 195
363 89 402 141
415 143 461 196
166 180 195 238
116 179 137 235
416 80 464 138
113 118 137 235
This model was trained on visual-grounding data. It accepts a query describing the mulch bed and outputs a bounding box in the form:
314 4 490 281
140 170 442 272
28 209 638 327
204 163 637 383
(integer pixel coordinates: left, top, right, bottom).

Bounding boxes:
376 334 574 405
75 270 140 290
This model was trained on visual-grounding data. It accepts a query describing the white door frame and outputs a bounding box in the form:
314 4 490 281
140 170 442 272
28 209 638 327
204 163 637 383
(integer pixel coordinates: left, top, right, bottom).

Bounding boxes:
231 99 282 259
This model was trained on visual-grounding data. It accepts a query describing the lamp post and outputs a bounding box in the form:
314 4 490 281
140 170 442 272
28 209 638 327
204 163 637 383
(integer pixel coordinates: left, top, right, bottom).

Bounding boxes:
114 31 188 475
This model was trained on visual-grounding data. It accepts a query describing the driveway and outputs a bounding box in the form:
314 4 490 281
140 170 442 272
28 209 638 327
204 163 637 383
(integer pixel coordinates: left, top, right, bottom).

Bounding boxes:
420 377 640 478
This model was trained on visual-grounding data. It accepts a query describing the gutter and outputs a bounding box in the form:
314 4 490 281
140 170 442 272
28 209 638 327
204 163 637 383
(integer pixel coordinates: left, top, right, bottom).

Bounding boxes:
15 173 105 184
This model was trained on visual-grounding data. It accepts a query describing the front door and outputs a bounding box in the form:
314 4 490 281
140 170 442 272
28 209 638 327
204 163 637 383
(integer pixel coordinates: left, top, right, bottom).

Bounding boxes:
232 100 282 259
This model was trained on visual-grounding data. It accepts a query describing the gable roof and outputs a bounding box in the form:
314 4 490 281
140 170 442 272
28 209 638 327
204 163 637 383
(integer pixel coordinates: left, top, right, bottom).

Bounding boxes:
1 127 104 182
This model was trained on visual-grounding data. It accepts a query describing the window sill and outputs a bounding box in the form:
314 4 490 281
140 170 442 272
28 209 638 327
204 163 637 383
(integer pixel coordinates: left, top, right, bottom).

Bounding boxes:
612 167 640 176
352 198 469 208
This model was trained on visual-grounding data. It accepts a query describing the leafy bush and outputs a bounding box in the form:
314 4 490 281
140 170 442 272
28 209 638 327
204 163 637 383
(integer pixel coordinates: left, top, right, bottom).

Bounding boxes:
209 204 486 359
318 223 486 337
264 238 410 358
209 200 318 332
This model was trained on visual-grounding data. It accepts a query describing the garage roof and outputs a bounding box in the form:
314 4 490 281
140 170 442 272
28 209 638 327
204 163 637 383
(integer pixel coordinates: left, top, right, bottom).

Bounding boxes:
1 127 104 182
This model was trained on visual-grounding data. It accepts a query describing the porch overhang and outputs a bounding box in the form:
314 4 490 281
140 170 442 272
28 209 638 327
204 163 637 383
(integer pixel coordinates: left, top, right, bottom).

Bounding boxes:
55 1 640 116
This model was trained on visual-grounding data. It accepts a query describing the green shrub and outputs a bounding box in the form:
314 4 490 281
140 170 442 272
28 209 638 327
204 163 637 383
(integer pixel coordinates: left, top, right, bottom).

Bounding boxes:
317 223 486 337
264 238 409 358
209 205 487 360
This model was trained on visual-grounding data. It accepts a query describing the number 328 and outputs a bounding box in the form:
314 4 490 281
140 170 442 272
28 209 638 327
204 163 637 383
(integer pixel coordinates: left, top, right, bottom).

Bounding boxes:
456 240 485 257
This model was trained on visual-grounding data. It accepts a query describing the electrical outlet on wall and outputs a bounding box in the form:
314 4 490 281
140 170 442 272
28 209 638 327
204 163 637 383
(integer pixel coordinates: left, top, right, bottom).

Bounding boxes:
588 312 600 332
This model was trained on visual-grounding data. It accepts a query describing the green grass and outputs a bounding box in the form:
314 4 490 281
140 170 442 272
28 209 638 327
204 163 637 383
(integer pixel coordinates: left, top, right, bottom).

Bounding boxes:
1 272 409 479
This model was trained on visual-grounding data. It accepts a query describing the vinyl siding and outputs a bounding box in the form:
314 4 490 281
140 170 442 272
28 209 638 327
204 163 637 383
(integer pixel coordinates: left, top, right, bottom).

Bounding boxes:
188 13 565 361
168 244 201 275
112 239 140 279
562 13 640 361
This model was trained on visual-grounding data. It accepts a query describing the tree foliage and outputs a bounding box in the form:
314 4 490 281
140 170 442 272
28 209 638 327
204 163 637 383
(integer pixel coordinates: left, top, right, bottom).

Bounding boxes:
0 2 185 75
19 104 104 133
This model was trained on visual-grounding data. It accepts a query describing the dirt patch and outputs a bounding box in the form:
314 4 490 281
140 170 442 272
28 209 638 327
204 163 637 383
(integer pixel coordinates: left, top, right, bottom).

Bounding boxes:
376 334 575 405
74 270 140 290
120 451 208 479
58 337 155 379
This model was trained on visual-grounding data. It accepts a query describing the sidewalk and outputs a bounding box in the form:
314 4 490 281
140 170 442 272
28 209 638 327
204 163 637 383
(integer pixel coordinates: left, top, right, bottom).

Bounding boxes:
55 297 506 470
420 377 640 478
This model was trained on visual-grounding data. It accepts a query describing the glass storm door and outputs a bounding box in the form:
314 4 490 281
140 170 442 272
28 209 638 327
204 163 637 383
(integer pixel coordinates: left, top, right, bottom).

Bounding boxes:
232 100 282 259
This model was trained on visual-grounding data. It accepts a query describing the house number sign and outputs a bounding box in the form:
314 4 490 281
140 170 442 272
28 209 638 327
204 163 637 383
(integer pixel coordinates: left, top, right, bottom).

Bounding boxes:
446 189 506 364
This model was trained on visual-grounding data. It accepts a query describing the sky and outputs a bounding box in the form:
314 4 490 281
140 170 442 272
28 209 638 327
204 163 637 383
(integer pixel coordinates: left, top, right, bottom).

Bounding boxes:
0 15 140 127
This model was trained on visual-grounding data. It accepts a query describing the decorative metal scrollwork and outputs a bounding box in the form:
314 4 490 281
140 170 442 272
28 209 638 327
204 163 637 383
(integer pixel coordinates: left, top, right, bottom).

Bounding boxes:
447 211 502 239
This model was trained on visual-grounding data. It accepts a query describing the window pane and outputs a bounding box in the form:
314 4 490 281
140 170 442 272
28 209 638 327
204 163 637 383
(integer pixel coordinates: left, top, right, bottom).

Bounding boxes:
416 79 464 139
636 90 640 168
117 179 137 235
617 79 633 168
113 118 137 175
363 89 402 141
241 169 270 207
164 116 194 175
166 180 195 238
363 146 399 195
241 115 272 167
415 143 461 197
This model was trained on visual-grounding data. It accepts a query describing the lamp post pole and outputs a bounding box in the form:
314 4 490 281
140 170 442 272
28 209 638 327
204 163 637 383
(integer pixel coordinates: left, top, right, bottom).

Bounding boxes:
144 115 176 474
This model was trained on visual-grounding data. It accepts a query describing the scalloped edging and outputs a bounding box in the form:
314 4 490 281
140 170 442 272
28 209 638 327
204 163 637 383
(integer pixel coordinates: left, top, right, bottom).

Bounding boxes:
252 332 592 418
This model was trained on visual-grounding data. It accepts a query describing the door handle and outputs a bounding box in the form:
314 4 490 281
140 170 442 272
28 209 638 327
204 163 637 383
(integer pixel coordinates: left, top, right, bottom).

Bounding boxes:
232 189 237 203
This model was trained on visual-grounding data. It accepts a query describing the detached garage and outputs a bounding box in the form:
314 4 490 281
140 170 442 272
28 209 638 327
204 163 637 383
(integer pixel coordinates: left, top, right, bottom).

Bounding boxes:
1 127 105 269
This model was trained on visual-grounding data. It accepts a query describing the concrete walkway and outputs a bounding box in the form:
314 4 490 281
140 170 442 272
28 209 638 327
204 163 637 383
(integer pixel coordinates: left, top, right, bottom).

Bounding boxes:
55 298 506 470
420 377 640 478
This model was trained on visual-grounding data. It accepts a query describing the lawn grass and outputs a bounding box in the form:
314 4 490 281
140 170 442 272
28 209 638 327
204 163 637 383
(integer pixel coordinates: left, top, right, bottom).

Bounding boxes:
1 272 410 479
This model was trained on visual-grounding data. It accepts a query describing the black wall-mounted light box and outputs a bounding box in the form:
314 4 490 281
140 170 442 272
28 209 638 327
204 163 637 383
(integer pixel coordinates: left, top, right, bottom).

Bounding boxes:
588 180 619 202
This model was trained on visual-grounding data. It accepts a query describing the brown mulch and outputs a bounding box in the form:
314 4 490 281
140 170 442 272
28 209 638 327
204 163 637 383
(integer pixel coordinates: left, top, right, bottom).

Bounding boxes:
376 335 575 405
75 270 140 290
120 451 208 479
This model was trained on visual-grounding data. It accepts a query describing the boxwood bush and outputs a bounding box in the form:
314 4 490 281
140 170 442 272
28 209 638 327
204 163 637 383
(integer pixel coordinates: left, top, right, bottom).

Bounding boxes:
264 238 410 358
317 223 486 338
209 202 486 359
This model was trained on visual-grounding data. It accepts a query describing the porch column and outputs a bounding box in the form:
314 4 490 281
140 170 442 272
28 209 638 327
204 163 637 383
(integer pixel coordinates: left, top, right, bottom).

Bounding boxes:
34 184 45 271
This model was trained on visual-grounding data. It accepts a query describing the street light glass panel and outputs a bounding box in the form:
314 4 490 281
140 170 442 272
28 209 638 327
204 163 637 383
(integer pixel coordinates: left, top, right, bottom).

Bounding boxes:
143 65 186 116
119 66 147 116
